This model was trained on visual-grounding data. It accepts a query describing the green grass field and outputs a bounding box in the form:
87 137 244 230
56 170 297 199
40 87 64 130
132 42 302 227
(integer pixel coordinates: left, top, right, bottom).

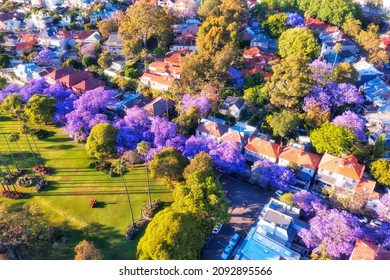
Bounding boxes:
0 115 173 259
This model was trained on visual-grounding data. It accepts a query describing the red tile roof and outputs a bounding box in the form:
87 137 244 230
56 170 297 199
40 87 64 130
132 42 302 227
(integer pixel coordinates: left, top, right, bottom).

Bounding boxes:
74 31 96 40
219 130 246 146
244 47 260 58
72 78 105 92
197 120 229 138
57 71 93 87
241 67 272 80
244 137 281 160
140 72 175 87
318 153 364 181
45 67 76 81
143 96 174 117
355 178 376 199
164 49 191 65
350 239 390 260
279 146 321 170
15 35 38 51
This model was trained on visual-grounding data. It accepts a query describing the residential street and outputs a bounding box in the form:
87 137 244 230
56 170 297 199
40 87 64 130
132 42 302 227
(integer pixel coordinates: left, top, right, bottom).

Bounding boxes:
201 174 274 260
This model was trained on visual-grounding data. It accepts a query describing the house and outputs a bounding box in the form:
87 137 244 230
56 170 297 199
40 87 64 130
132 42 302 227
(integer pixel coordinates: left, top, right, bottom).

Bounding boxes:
142 96 174 118
219 96 246 118
244 137 281 163
45 67 76 84
164 49 191 66
171 33 197 51
304 17 341 42
148 61 181 79
379 38 390 51
350 239 390 260
15 35 38 55
139 72 175 91
353 58 384 85
250 34 271 51
278 143 322 183
2 34 19 54
362 77 390 113
102 33 124 57
71 78 106 94
57 71 94 87
196 118 229 141
74 31 101 44
219 130 247 148
161 0 200 17
315 153 365 193
0 12 24 31
14 64 40 82
244 47 261 59
50 29 74 51
235 198 309 260
320 39 358 60
31 13 52 30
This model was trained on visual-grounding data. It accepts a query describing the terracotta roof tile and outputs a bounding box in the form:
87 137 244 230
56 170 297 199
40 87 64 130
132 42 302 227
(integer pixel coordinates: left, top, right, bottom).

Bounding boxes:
318 153 364 181
140 72 175 87
72 77 105 92
57 71 93 87
143 96 174 117
45 67 76 81
279 146 322 170
244 47 260 57
244 137 281 160
350 239 390 260
220 130 246 146
197 121 229 138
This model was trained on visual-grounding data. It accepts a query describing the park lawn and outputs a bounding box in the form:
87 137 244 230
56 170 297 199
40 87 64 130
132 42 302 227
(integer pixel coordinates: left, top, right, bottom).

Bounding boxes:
0 115 173 260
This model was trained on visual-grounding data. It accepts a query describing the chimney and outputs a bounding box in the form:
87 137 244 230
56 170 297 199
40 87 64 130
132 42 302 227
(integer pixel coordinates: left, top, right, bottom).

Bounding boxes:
339 154 346 167
298 146 304 157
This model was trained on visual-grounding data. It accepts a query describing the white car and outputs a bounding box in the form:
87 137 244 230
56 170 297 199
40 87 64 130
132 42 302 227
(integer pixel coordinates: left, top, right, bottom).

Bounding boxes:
229 233 240 247
370 220 382 228
221 245 233 260
212 223 223 234
275 190 284 197
358 216 368 224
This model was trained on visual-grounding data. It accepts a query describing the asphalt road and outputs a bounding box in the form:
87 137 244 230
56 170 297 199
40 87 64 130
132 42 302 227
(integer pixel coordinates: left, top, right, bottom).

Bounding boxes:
201 174 274 260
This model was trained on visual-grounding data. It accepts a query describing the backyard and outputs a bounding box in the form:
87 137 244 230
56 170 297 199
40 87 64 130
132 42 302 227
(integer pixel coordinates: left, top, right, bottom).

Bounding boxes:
0 115 173 259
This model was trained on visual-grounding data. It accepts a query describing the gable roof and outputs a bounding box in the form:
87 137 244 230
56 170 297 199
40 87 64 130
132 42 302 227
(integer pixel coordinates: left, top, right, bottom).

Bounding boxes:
244 137 281 160
164 50 190 65
196 120 229 138
219 130 247 146
45 67 76 81
72 78 105 92
318 153 364 181
74 31 100 40
244 47 260 58
279 146 322 170
57 71 93 87
350 239 390 260
224 96 245 109
140 72 175 87
143 96 174 117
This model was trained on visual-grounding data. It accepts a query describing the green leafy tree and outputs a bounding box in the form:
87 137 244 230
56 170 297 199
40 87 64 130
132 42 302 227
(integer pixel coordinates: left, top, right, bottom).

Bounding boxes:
24 94 56 125
137 208 204 260
118 3 173 53
149 147 189 188
197 0 222 19
0 203 58 259
183 152 215 183
173 107 201 136
370 159 390 186
279 192 294 205
97 52 111 69
97 19 118 38
0 53 10 68
0 77 6 89
266 110 301 140
82 55 96 68
0 94 24 117
263 52 313 109
331 62 358 84
262 13 288 38
85 124 118 160
74 240 102 260
372 134 385 158
310 122 356 156
342 13 362 38
278 28 320 60
62 58 82 69
244 85 268 105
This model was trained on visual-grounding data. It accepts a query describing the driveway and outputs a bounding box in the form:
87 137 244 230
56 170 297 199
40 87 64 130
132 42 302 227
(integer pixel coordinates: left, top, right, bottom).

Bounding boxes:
201 174 274 260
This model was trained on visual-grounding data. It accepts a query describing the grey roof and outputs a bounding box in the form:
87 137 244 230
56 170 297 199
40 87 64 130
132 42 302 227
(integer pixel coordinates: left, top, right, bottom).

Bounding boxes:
224 96 245 109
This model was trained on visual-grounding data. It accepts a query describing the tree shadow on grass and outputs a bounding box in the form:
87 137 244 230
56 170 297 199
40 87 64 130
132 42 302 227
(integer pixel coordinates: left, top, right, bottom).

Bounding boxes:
44 144 75 150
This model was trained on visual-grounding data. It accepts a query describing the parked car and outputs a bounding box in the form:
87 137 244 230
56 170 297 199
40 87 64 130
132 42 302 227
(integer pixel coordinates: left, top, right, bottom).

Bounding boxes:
212 223 223 234
275 190 284 197
370 220 382 228
221 245 233 260
357 215 368 224
229 233 240 247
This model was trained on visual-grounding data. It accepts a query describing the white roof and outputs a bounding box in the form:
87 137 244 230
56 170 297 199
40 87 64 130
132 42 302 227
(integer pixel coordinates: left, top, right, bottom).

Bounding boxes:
353 58 383 76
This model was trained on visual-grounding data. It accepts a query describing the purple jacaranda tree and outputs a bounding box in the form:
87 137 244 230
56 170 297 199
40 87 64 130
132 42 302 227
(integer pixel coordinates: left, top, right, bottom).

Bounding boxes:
181 94 212 118
362 221 390 250
299 209 363 259
183 136 218 159
35 49 55 66
150 116 178 147
293 190 326 218
308 59 333 85
19 79 50 102
229 67 244 90
0 84 20 102
251 160 297 190
115 127 141 154
332 110 367 142
43 83 75 102
372 194 390 222
65 89 117 141
286 13 305 27
209 141 246 175
115 106 153 142
80 43 98 58
303 83 363 115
